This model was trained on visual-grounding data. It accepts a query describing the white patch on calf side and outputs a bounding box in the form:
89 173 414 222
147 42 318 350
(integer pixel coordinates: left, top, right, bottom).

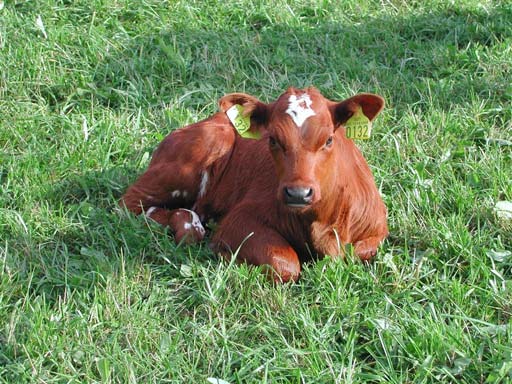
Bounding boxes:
145 206 157 218
198 171 209 198
285 93 315 128
183 209 206 236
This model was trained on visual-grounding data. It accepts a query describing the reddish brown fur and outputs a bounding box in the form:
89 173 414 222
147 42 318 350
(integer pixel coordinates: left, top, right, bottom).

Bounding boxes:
120 87 388 282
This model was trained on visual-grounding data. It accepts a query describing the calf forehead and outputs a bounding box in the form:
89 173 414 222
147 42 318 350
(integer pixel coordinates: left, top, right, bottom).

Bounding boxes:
272 88 333 143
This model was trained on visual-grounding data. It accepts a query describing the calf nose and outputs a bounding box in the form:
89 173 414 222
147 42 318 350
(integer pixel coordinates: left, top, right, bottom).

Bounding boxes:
284 186 314 206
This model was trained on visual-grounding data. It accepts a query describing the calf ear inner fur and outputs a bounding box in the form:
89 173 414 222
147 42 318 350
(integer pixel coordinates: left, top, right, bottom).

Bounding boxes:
330 93 385 127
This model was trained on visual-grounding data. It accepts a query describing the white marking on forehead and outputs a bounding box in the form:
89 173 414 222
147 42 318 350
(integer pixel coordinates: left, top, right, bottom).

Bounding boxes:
285 93 316 128
183 209 206 236
145 206 157 218
198 171 209 198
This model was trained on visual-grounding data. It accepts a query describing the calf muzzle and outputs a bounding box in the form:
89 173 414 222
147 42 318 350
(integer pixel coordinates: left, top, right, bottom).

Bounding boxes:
283 186 314 207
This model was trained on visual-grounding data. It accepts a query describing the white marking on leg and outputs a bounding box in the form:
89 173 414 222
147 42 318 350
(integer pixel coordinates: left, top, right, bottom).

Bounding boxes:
198 171 209 198
171 190 181 198
285 93 315 127
183 209 206 236
145 206 157 218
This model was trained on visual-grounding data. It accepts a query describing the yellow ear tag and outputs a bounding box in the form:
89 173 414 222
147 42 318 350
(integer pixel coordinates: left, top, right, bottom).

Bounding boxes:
345 107 372 140
226 105 261 140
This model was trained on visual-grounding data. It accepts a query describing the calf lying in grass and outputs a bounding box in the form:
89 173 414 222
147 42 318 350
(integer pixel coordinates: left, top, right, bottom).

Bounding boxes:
121 87 388 282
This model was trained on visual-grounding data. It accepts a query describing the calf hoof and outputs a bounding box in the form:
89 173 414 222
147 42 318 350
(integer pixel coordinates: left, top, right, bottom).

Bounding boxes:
263 256 301 283
169 209 205 245
354 241 378 262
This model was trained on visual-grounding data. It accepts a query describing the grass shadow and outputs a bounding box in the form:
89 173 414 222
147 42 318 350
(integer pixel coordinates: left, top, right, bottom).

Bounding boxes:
4 167 213 305
84 5 512 111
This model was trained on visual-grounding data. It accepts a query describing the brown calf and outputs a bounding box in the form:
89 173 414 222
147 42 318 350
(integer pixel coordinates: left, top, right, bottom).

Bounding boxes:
120 87 388 282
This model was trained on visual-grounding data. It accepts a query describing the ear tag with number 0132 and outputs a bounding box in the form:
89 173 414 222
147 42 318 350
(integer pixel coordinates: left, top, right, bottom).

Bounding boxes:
226 105 261 139
345 107 372 140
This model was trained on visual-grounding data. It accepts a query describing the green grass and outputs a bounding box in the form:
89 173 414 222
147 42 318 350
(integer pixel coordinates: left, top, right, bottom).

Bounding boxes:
1 0 511 382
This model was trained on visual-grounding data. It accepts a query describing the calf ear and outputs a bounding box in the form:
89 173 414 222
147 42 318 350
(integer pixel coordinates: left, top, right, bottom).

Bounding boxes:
330 93 385 127
218 93 270 138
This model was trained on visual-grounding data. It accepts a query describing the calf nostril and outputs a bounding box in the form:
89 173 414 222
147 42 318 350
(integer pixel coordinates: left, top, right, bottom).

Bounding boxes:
284 188 294 198
305 188 313 198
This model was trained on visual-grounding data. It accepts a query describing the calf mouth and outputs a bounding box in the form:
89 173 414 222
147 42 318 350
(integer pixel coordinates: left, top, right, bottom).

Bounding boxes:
282 200 317 217
285 202 312 209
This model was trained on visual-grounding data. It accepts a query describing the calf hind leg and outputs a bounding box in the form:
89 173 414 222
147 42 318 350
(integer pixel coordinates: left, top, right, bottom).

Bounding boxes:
120 117 235 227
119 158 206 242
135 206 206 244
120 162 201 219
120 143 211 244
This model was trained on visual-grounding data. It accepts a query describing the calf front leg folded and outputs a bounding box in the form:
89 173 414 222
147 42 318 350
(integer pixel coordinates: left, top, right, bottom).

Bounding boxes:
353 236 385 261
211 208 301 283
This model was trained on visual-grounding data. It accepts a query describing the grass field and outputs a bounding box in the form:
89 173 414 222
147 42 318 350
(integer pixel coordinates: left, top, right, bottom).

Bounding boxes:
1 0 511 382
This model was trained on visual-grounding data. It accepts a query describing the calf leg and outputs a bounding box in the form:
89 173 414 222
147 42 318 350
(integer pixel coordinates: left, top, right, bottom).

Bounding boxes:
121 163 206 243
211 208 301 283
120 162 200 222
120 115 236 226
142 207 205 244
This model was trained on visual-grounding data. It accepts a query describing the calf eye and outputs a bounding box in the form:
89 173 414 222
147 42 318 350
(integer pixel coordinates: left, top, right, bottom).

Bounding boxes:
269 136 278 148
325 136 333 148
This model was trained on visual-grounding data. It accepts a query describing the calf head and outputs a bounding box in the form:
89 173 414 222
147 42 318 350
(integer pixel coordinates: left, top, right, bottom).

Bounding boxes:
219 87 384 210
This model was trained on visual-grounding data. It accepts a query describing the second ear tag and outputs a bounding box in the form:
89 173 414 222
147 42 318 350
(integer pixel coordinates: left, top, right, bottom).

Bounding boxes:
226 105 261 139
345 107 372 140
